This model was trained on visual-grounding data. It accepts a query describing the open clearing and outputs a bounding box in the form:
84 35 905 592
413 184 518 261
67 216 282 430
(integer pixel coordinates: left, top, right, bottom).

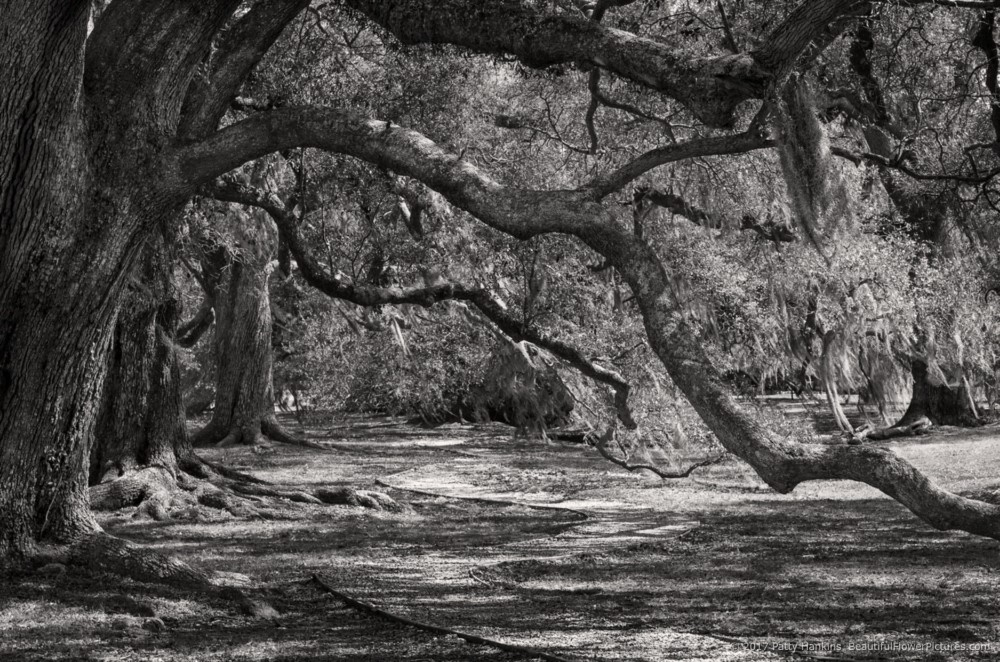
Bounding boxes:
4 415 1000 661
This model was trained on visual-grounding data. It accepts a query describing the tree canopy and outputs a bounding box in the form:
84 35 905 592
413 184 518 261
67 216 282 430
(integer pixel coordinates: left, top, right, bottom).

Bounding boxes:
4 0 1000 571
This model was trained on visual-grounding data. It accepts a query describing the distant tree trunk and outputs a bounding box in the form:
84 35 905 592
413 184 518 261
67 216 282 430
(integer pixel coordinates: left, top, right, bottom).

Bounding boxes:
821 330 853 433
87 234 198 519
892 360 977 428
192 205 304 447
88 229 396 518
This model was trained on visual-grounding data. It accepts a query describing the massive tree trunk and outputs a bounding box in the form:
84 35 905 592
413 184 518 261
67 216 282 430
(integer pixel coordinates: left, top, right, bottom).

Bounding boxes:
0 0 255 565
87 233 200 519
175 99 1000 540
192 204 304 448
0 3 162 561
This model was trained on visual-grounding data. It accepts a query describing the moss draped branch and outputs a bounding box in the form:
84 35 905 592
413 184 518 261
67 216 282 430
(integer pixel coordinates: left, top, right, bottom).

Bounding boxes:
341 0 867 127
203 180 638 428
180 102 1000 541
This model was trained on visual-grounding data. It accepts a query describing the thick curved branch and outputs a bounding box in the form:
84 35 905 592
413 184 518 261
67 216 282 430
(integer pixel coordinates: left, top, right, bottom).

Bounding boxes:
585 131 772 198
204 180 637 428
635 188 797 242
179 106 772 219
178 106 628 249
638 188 717 228
185 106 1000 542
179 0 309 139
342 0 866 127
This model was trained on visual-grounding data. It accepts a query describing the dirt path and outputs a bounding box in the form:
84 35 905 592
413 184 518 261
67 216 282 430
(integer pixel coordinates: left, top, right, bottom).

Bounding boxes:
4 417 1000 661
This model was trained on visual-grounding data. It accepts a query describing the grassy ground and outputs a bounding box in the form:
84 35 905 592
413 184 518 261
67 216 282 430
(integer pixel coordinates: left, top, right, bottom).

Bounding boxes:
3 414 1000 661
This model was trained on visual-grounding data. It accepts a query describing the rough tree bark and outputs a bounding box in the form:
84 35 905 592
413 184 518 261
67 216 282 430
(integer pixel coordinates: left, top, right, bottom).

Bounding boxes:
191 201 313 448
0 2 106 561
177 96 1000 539
0 1 249 564
0 0 312 569
89 232 191 518
89 226 400 518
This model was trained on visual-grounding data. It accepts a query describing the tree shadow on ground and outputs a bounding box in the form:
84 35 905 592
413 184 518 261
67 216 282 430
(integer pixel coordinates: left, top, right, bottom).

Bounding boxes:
6 419 1000 661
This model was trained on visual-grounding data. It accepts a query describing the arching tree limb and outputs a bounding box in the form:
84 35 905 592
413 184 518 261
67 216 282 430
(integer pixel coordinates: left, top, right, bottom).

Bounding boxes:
186 107 1000 540
178 106 771 215
203 180 638 428
340 0 867 127
179 0 310 139
584 131 773 198
176 298 215 348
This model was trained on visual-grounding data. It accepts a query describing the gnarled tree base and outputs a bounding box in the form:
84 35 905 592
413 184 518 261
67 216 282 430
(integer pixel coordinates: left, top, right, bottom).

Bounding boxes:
28 533 280 620
89 452 405 521
192 416 328 451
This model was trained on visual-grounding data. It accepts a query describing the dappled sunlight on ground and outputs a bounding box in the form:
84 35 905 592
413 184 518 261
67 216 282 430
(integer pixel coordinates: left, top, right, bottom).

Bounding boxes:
3 415 1000 660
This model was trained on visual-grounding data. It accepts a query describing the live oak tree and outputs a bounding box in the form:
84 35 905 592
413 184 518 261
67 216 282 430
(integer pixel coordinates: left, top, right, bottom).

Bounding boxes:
8 0 1000 572
190 177 319 449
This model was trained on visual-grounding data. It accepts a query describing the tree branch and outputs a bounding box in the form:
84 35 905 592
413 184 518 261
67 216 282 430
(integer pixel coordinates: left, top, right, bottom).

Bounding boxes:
341 0 866 127
177 298 215 348
585 131 773 198
182 106 1000 542
179 0 310 139
635 187 797 242
832 146 1000 183
177 106 631 249
203 180 638 428
593 91 677 138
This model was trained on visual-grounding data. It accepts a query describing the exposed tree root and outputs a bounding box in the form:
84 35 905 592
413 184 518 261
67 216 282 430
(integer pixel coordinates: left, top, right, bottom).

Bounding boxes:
30 533 280 621
68 533 209 587
192 415 329 451
850 416 933 444
583 425 728 479
310 574 579 662
591 440 728 479
89 453 404 520
260 417 331 451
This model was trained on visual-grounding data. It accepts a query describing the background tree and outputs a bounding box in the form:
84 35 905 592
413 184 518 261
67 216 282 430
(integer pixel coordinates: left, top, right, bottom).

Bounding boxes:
10 0 1000 574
